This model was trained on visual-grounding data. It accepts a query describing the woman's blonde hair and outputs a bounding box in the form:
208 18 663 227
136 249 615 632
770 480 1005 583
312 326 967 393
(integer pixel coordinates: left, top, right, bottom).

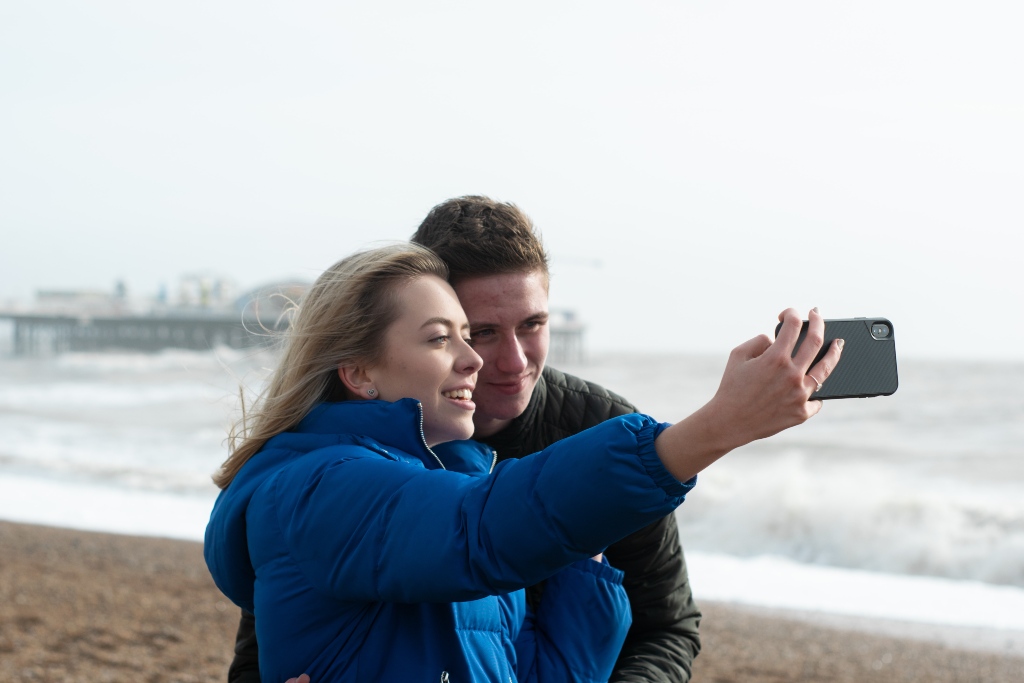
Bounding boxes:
213 243 449 489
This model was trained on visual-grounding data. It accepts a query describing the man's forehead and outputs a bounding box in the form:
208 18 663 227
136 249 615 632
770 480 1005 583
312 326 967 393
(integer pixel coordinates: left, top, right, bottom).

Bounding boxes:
453 270 549 323
455 270 547 295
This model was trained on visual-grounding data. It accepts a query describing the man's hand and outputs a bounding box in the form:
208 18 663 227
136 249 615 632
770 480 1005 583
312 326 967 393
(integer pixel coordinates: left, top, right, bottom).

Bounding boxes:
655 307 843 482
285 675 310 683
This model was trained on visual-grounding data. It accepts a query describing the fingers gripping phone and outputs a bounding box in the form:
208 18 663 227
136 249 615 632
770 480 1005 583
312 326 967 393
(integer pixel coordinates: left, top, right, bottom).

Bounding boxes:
775 317 899 399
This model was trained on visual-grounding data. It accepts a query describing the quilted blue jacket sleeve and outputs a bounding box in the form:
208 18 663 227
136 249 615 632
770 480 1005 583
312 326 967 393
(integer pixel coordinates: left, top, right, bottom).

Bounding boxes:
516 557 632 683
248 414 694 604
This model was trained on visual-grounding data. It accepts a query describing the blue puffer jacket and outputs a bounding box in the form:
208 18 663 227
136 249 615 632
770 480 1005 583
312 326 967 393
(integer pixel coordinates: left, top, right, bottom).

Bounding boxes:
204 399 694 682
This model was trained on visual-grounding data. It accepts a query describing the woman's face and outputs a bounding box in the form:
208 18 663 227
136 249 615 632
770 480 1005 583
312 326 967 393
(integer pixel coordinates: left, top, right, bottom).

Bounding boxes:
365 275 483 446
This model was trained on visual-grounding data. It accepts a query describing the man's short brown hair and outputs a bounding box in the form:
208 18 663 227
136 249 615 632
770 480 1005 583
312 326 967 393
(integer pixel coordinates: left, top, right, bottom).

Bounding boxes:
411 196 549 285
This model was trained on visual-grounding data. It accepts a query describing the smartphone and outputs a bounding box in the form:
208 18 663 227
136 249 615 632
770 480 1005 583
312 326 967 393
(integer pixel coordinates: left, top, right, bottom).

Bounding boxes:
774 317 899 399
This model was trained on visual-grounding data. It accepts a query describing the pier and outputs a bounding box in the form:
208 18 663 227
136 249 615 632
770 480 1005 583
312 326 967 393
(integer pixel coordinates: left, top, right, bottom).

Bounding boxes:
547 309 585 364
0 310 584 361
0 312 283 355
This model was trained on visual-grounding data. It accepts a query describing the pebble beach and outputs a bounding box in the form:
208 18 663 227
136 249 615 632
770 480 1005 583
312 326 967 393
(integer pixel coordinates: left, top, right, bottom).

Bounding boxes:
3 520 1021 683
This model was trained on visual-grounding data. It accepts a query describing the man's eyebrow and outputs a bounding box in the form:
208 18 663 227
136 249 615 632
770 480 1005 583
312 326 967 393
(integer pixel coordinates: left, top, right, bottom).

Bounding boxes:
469 312 549 329
521 312 550 325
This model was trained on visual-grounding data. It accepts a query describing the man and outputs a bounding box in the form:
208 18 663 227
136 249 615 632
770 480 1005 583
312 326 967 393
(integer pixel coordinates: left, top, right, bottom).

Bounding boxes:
228 196 702 682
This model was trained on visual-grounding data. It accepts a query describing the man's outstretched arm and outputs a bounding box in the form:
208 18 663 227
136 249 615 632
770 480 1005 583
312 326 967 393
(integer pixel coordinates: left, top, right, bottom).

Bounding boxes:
228 609 262 683
605 513 701 683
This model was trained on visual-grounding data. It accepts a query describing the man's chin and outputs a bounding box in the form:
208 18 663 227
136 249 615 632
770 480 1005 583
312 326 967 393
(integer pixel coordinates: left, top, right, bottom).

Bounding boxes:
474 396 531 431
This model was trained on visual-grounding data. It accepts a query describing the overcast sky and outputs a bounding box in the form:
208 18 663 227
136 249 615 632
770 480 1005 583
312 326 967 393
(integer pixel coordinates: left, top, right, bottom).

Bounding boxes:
2 1 1021 360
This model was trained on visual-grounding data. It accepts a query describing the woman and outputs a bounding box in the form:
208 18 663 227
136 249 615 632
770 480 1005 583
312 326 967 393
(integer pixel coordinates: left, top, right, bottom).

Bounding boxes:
205 244 841 682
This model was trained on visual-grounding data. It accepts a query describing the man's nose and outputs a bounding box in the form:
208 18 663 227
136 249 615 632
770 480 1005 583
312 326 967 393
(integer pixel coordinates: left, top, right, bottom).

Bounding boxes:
495 335 528 374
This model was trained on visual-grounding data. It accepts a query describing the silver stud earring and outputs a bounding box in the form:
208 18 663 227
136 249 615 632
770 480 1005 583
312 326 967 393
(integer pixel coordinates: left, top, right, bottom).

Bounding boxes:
367 388 376 398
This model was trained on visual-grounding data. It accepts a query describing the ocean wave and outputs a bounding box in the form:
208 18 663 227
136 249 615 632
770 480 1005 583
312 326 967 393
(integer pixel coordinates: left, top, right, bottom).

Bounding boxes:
677 449 1024 587
0 381 229 408
2 351 1023 590
52 346 279 373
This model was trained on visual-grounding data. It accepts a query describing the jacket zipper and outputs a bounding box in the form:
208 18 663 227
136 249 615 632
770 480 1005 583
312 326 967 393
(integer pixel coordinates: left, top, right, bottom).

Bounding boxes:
416 402 446 470
415 402 495 473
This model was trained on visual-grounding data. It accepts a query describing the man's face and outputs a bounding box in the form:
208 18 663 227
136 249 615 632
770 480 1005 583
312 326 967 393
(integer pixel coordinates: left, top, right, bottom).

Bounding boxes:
452 270 549 438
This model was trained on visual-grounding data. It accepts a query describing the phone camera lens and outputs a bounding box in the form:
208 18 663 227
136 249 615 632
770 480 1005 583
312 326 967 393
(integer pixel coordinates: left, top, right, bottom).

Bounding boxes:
871 323 890 339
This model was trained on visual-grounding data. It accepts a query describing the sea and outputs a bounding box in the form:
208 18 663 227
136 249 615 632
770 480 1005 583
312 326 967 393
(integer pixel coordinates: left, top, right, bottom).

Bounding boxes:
2 332 1023 653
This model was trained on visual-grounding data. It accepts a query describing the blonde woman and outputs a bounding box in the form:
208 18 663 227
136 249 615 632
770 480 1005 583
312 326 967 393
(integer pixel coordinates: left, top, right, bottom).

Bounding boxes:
204 243 841 682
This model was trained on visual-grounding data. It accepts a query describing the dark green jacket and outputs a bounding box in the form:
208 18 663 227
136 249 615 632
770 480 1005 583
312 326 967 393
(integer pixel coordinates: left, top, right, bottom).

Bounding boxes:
226 366 700 683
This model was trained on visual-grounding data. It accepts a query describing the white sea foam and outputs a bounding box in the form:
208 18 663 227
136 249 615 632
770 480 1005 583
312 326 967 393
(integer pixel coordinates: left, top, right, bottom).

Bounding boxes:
0 473 218 541
686 552 1024 654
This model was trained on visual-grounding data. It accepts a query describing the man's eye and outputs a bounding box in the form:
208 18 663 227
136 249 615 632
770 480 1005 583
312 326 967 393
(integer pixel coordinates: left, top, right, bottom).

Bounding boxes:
470 329 494 339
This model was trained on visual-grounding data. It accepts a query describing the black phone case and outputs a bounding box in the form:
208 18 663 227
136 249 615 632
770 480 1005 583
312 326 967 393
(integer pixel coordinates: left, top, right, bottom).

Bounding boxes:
775 318 899 400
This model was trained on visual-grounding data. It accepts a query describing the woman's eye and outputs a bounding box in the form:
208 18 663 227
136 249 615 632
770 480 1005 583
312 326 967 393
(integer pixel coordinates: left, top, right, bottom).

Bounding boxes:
431 335 449 345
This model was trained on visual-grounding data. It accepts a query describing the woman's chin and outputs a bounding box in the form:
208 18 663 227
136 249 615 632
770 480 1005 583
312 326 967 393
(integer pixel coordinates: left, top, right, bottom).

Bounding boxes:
426 420 476 447
449 421 476 443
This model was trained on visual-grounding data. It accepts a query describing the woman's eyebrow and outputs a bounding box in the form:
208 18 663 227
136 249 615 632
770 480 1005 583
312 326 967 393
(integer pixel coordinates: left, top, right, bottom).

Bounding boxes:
420 317 471 333
419 317 453 329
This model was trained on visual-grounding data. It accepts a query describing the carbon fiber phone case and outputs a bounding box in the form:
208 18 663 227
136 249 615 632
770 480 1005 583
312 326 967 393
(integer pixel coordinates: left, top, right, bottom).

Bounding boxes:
776 318 899 399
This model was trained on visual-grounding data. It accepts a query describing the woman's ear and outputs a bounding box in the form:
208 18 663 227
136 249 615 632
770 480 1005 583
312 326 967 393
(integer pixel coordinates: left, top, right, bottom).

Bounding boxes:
337 364 377 400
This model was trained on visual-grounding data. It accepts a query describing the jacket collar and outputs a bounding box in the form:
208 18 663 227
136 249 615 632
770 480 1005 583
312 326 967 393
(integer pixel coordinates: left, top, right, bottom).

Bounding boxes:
296 398 494 473
297 398 436 465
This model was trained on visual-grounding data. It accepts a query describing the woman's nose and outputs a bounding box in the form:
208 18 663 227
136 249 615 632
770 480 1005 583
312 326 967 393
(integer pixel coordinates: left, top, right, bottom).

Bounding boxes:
459 340 484 374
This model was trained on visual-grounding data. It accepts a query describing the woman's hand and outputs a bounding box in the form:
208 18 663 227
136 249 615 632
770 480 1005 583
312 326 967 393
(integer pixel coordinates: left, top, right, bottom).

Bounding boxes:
708 306 842 448
655 308 843 482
